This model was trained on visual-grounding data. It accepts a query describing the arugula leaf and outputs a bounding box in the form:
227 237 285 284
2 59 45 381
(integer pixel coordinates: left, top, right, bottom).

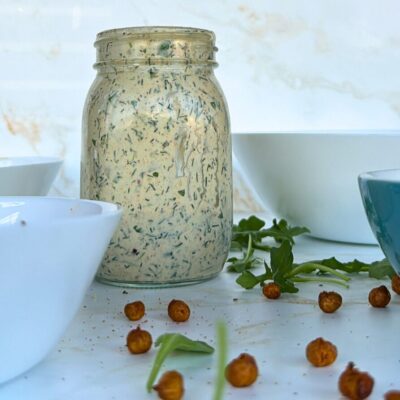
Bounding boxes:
231 216 309 252
226 236 261 273
304 257 370 274
236 271 262 289
155 334 214 353
263 219 310 245
275 278 299 293
263 260 272 276
270 240 293 276
233 237 318 292
293 257 394 279
234 241 300 293
238 215 265 231
231 215 267 250
146 333 214 392
269 241 299 293
235 261 273 289
368 259 395 279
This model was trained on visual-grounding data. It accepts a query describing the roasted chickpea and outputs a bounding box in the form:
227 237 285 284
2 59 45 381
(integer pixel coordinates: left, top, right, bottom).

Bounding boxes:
168 299 190 322
391 275 400 295
124 300 145 321
126 326 152 354
153 370 184 400
306 337 337 367
318 291 342 313
385 390 400 400
338 362 374 400
262 282 281 299
225 353 258 387
368 285 391 308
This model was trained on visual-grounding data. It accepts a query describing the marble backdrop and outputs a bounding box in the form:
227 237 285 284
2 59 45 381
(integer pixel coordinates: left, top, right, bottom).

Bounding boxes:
1 0 400 211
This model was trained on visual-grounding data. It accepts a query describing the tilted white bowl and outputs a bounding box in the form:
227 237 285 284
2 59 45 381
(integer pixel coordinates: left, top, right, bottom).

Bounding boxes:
0 197 122 384
233 131 400 244
0 157 62 195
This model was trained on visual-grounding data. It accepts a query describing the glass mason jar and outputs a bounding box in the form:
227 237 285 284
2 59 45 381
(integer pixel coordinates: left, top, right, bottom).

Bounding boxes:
81 27 232 287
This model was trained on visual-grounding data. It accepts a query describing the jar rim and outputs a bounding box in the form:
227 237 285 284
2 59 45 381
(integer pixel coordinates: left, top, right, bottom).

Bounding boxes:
95 26 215 45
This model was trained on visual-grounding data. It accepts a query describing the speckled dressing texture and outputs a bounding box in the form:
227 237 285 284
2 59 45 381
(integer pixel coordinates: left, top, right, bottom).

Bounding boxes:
81 27 232 286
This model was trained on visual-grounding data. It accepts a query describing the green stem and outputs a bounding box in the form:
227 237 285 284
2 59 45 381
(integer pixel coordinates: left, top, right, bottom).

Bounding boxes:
253 242 272 252
243 235 253 263
146 334 181 392
287 263 351 281
291 276 350 288
213 322 228 400
306 260 371 274
257 272 270 282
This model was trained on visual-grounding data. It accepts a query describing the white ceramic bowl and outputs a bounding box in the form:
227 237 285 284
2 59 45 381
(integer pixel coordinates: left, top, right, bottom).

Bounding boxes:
0 197 122 384
0 157 62 195
233 131 400 244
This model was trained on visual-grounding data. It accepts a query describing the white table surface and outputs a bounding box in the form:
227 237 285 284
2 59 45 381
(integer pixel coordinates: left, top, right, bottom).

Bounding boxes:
1 224 399 400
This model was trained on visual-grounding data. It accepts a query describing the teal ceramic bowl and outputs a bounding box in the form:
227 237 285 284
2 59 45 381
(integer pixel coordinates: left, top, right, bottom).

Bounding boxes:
359 169 400 274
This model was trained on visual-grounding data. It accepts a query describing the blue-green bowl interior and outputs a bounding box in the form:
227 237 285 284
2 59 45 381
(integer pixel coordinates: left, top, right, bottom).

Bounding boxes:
359 169 400 274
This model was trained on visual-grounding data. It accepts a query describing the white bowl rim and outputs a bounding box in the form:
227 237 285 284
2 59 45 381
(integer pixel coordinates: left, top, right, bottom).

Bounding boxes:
0 156 63 169
359 169 400 182
0 196 122 225
232 130 400 136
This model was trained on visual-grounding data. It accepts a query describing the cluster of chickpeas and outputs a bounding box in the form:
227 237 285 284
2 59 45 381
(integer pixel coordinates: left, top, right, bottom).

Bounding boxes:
313 275 400 399
305 337 400 400
123 275 400 399
123 298 257 399
123 299 189 399
316 275 400 312
305 338 375 399
262 274 400 308
265 275 400 399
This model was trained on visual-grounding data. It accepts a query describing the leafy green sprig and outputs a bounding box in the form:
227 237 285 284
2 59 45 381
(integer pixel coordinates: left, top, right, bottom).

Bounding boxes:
227 216 309 272
228 216 395 293
231 216 309 252
236 240 354 292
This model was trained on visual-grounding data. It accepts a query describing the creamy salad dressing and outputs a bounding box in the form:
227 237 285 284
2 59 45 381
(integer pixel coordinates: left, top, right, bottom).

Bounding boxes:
81 27 232 286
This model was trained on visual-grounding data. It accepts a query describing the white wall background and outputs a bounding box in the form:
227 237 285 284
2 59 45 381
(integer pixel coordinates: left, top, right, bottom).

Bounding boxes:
1 0 400 209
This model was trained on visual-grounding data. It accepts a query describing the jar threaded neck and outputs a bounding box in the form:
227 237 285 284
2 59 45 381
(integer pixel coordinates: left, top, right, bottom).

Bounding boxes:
94 26 217 69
